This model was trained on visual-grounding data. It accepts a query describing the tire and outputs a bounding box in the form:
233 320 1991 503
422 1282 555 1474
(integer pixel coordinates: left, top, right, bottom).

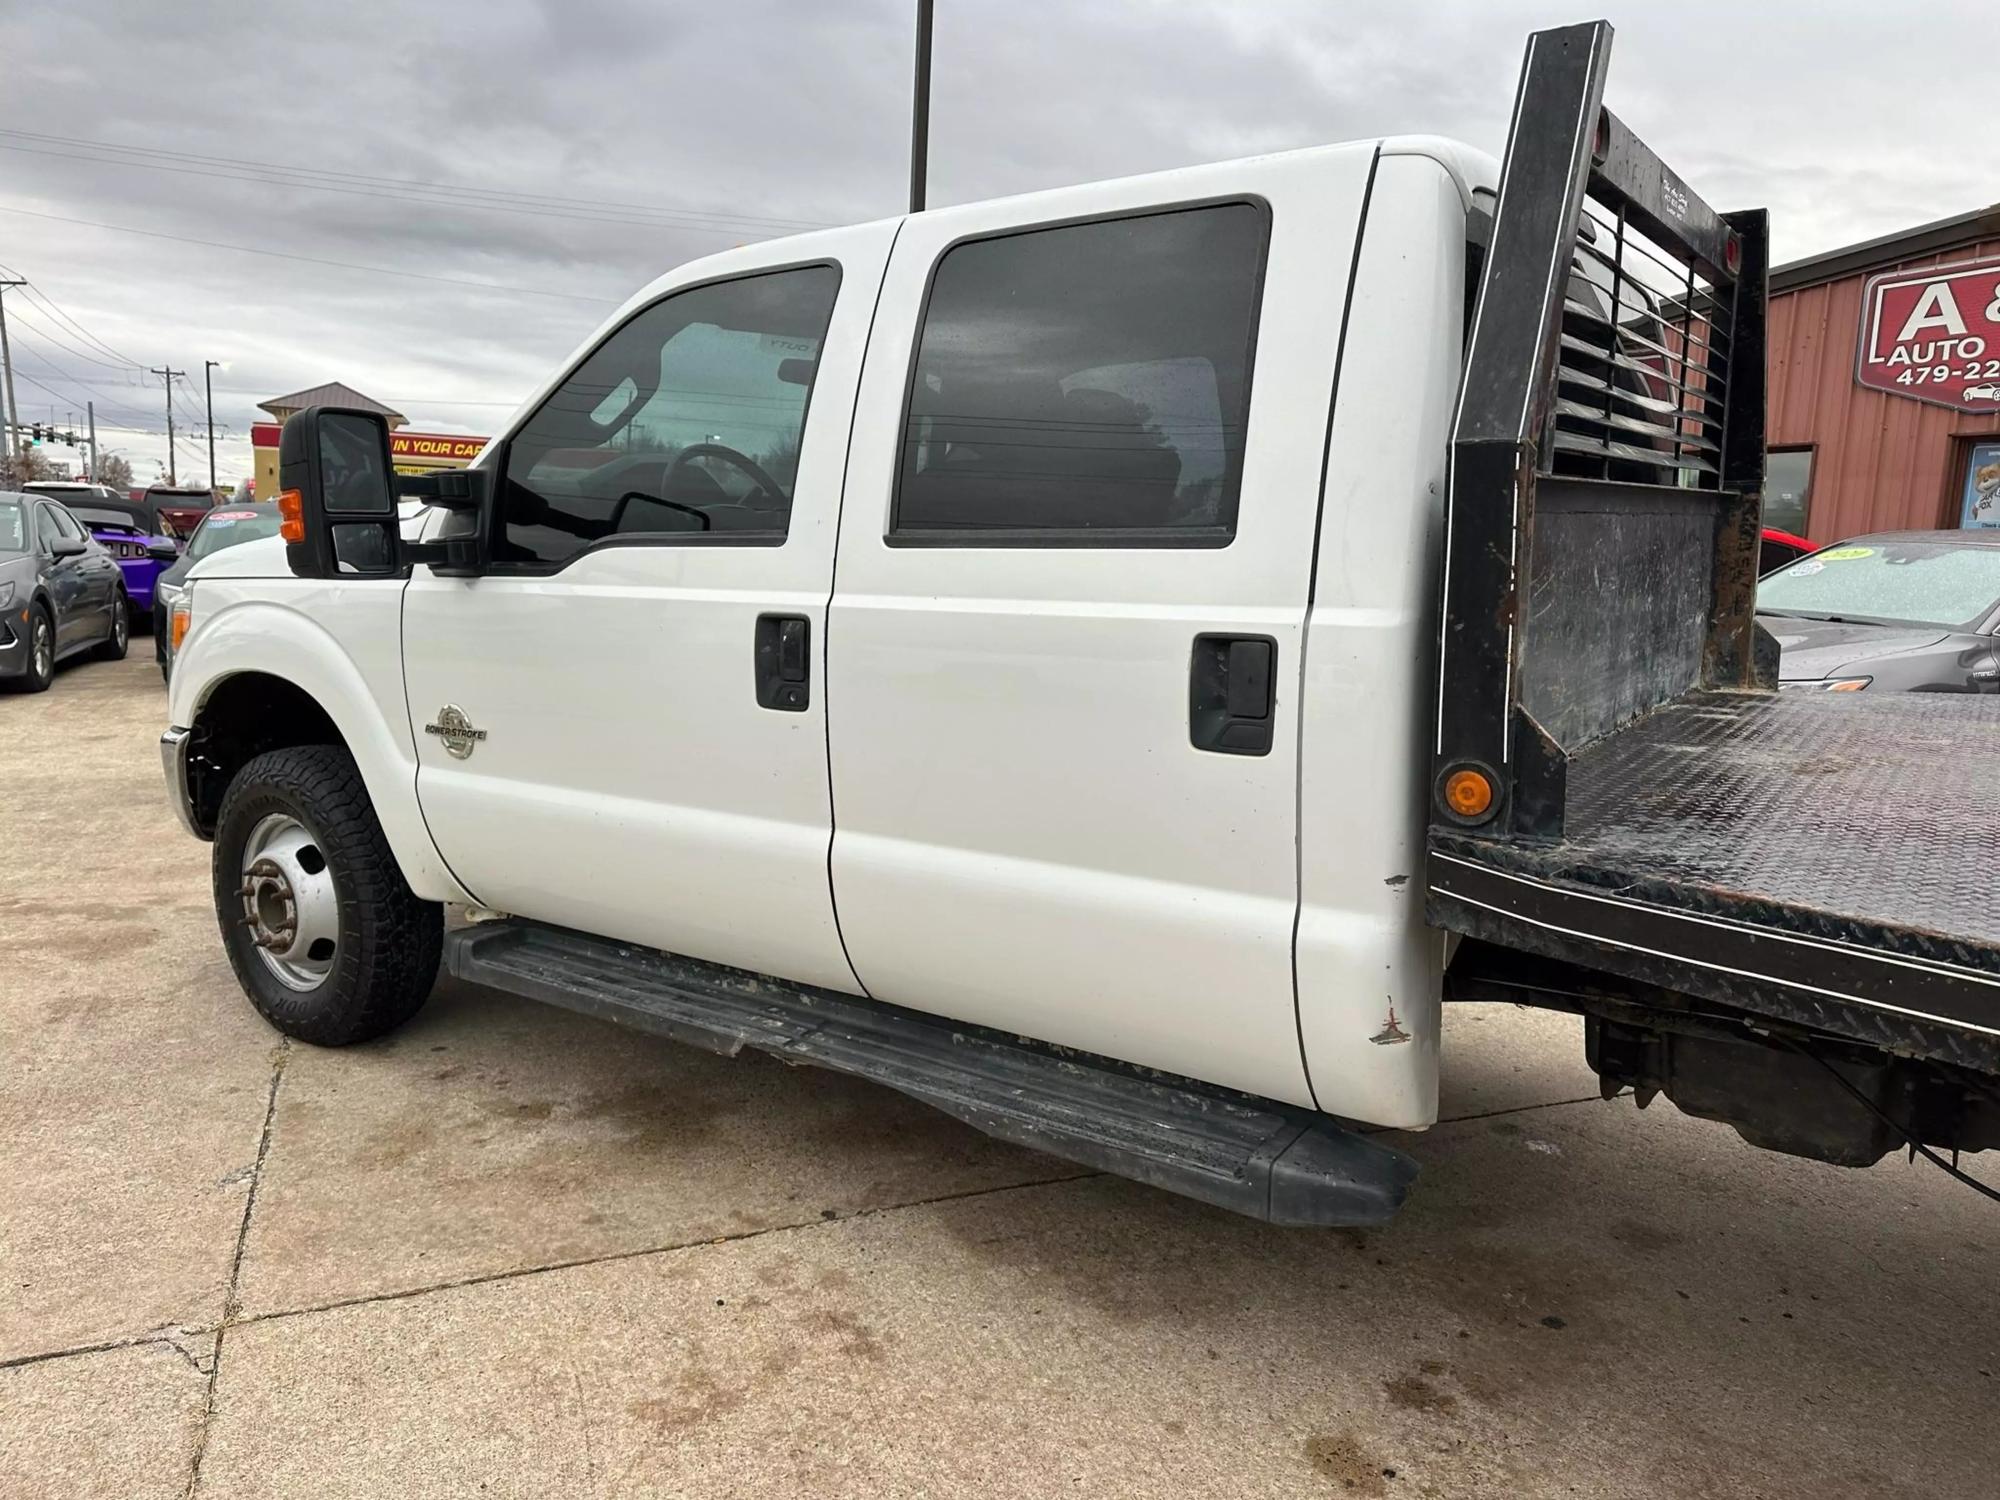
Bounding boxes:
7 607 55 694
213 744 442 1045
95 591 130 661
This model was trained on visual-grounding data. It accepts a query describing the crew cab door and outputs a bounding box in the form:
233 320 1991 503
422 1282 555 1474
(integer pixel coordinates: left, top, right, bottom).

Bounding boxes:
400 226 896 991
826 152 1373 1107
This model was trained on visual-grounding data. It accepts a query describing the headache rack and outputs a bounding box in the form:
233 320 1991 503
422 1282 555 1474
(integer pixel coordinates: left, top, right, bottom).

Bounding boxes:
1426 20 2000 1074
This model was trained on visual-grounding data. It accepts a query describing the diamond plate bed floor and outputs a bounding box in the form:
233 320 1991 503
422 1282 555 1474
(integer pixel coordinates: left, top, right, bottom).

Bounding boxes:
1556 690 2000 947
1426 689 2000 1065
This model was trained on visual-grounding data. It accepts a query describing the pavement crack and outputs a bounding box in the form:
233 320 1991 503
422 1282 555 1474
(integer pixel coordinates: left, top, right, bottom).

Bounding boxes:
183 1036 289 1500
223 1166 1100 1333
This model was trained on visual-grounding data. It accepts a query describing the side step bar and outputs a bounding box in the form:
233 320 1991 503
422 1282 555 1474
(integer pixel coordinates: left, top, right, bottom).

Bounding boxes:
445 921 1417 1227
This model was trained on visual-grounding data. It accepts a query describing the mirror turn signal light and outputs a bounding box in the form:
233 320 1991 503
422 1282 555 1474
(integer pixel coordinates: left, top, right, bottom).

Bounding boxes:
1441 766 1496 821
277 488 304 544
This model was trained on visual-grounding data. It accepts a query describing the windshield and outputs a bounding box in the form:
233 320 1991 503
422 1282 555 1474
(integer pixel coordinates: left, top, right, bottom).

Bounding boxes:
187 509 281 560
0 500 24 554
1757 540 2000 630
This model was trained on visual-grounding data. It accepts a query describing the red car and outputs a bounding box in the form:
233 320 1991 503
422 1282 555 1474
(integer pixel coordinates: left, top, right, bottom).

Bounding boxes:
1759 526 1814 575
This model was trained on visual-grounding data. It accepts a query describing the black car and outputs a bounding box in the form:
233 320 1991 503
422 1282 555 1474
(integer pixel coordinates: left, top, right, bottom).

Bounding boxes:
0 491 130 692
1755 530 2000 692
154 502 283 680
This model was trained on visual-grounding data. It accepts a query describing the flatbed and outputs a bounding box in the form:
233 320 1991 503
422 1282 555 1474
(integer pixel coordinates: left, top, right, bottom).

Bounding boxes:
1431 689 2000 1072
1423 23 2000 1167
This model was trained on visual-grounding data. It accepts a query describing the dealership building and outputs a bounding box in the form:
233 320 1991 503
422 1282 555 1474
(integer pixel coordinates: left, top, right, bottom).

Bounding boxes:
249 382 489 500
1766 205 2000 539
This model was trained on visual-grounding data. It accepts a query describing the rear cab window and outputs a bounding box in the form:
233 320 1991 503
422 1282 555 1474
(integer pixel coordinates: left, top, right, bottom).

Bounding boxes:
891 202 1268 546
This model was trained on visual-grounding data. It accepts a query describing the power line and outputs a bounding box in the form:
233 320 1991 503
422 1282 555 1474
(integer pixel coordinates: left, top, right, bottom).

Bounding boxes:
0 128 832 237
5 301 143 373
0 203 624 305
0 140 821 240
0 259 149 367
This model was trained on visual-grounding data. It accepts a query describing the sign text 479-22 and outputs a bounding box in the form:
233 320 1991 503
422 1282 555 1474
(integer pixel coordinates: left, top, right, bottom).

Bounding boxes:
1857 256 2000 413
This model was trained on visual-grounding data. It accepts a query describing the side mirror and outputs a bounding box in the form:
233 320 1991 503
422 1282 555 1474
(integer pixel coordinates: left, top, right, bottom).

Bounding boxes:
278 406 401 579
51 535 87 559
146 537 180 563
277 404 495 579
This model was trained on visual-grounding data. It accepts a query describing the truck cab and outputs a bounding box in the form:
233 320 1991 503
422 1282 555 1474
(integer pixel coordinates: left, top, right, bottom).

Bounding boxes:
163 22 2000 1224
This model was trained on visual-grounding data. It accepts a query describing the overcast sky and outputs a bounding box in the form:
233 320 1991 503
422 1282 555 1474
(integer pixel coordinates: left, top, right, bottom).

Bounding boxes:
1 0 1991 487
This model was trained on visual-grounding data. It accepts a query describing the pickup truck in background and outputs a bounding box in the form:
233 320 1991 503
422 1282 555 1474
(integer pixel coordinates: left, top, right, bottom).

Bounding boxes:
160 21 2000 1226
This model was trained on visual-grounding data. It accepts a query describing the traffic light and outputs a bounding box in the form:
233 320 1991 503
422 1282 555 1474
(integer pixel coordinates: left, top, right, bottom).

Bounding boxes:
62 430 76 446
28 423 41 444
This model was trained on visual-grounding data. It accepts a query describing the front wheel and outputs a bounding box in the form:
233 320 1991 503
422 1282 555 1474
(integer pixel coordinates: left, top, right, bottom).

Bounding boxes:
213 745 442 1045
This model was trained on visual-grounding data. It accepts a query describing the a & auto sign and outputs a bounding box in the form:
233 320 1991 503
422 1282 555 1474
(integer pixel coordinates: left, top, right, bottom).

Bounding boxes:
1857 255 2000 413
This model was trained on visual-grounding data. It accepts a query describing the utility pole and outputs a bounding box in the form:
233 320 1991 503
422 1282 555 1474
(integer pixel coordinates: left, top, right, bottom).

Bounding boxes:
204 359 221 494
86 401 96 481
150 366 185 485
0 280 24 457
910 0 933 213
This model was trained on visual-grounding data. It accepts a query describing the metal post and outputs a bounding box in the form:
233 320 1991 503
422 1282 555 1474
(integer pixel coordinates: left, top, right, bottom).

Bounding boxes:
150 366 185 485
910 0 933 213
204 360 220 494
0 281 23 457
87 401 96 481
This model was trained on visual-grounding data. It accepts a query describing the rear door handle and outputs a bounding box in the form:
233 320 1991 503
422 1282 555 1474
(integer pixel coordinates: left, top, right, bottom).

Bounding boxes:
755 614 810 712
1190 633 1276 755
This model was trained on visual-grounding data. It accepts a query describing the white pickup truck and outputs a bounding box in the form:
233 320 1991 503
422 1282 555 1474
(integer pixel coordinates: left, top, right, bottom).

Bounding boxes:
162 22 2000 1224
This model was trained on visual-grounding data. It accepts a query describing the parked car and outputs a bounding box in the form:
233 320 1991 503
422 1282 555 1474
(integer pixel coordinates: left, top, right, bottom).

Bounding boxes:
154 503 282 680
0 491 129 692
24 486 180 626
141 484 217 541
1755 529 2000 691
1759 525 1815 574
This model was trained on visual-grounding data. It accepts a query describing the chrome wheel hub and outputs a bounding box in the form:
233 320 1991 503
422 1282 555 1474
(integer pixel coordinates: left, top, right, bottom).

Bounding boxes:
113 605 127 648
237 813 339 990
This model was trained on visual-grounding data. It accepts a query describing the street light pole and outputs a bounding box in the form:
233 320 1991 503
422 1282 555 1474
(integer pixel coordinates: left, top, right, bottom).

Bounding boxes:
910 0 933 213
204 359 220 494
149 366 185 485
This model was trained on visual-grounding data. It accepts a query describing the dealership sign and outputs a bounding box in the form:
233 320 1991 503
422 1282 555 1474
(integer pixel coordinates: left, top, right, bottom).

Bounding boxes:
1858 255 2000 412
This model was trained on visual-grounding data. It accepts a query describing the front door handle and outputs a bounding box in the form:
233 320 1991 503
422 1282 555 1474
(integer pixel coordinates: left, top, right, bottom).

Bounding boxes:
1190 634 1276 755
755 614 810 712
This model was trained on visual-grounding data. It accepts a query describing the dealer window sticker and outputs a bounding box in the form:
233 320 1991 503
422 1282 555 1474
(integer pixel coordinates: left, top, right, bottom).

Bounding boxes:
1816 546 1875 562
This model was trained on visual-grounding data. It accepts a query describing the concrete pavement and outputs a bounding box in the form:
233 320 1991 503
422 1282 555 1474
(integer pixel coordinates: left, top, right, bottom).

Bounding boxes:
3 652 1993 1498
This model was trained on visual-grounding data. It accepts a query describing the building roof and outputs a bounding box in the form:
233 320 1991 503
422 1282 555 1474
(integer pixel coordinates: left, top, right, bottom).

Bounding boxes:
1771 203 2000 295
256 382 406 426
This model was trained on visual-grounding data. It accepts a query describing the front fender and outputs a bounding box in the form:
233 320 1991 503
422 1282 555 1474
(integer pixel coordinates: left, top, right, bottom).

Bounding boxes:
168 579 472 905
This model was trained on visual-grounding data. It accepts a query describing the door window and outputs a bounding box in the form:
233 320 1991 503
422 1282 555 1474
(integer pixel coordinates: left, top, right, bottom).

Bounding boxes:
892 202 1269 544
497 263 842 567
35 505 67 553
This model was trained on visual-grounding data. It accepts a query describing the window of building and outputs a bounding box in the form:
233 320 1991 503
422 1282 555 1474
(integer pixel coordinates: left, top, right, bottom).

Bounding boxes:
1762 447 1813 535
893 202 1268 544
497 263 841 568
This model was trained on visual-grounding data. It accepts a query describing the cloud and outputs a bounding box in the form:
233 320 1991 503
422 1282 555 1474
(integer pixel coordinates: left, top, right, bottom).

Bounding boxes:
1 0 1988 484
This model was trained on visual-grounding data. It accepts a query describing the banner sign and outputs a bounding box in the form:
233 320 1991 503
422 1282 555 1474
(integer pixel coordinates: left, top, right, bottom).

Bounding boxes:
251 423 489 466
1857 255 2000 413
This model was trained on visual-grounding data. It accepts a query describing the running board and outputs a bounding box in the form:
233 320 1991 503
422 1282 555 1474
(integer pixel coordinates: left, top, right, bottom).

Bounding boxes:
445 921 1417 1227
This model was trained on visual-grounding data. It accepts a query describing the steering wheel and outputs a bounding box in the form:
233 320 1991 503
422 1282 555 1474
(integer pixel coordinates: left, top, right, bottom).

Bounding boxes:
668 442 785 502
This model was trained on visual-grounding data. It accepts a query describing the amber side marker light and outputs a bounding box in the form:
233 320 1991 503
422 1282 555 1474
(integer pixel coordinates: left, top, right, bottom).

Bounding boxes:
169 604 192 652
1442 767 1495 820
277 488 305 544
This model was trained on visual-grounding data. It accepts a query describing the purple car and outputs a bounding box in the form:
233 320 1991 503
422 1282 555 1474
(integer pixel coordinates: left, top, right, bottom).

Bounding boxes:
23 483 179 621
